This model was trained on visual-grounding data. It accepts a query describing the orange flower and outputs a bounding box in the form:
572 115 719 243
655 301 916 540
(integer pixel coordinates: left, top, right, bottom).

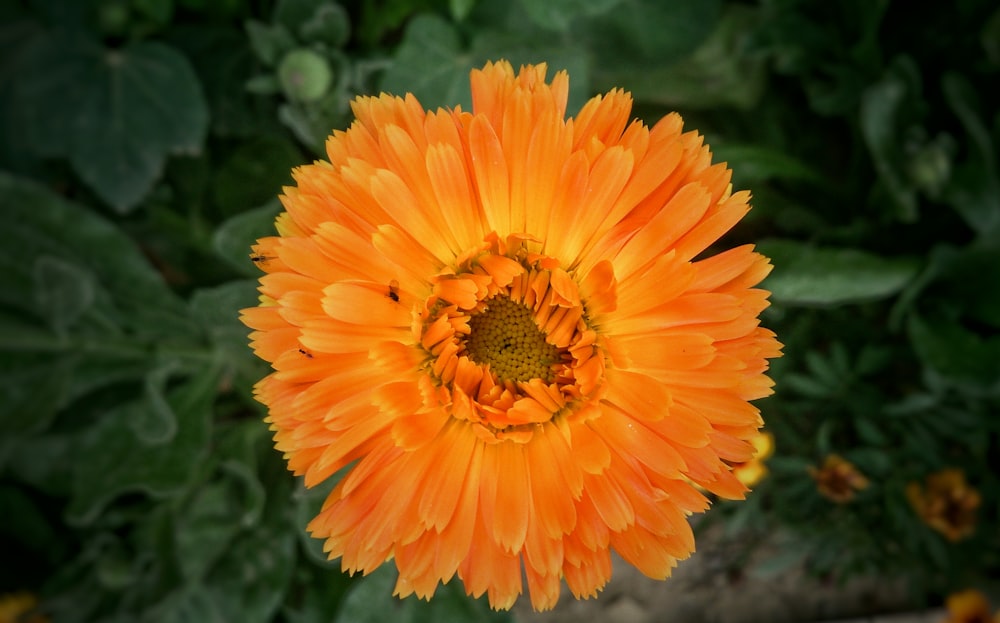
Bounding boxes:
730 430 774 487
0 592 46 623
243 60 781 611
808 454 869 503
942 589 1000 623
907 469 981 542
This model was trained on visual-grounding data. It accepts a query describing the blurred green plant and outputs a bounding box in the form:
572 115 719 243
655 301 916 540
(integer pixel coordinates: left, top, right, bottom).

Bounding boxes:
1 0 999 620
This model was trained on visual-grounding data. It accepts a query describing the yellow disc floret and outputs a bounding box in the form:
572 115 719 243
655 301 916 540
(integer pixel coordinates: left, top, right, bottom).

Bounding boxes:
465 295 560 383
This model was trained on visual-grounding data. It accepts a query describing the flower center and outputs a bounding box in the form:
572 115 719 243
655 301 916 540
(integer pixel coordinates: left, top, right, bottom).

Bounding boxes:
464 295 560 384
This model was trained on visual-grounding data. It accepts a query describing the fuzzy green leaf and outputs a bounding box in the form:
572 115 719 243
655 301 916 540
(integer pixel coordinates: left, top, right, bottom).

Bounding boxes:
759 239 920 306
16 34 209 211
516 0 620 31
377 14 469 110
66 367 219 525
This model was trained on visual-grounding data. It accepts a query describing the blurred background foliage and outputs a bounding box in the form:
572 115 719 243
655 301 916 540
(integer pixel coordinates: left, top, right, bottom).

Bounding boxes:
1 0 998 620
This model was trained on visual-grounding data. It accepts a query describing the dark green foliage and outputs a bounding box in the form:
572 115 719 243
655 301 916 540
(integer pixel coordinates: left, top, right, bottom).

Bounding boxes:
1 0 999 619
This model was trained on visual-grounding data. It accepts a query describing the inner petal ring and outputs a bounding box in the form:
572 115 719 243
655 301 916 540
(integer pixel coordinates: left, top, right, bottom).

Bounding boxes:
417 237 606 433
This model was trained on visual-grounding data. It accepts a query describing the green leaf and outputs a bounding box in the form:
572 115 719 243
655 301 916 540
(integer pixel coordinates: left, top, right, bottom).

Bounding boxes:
212 199 282 276
377 14 468 111
449 0 477 22
31 256 96 334
291 472 343 566
172 423 269 585
299 2 351 48
72 42 209 211
0 174 199 436
199 498 297 622
282 566 355 623
941 72 1000 235
410 581 511 623
592 4 764 110
188 280 267 396
246 19 297 66
66 367 219 525
516 0 620 31
712 144 823 186
758 239 920 306
580 0 721 65
334 564 403 623
859 63 919 222
16 34 209 211
130 363 181 444
908 314 1000 392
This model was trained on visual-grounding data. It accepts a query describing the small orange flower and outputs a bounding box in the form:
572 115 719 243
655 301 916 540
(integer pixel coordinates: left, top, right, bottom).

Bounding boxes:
907 469 981 542
0 592 46 623
243 60 781 611
808 454 869 503
730 430 774 487
942 589 1000 623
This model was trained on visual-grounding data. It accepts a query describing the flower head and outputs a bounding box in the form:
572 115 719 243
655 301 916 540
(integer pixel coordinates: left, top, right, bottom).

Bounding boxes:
943 589 1000 623
0 591 46 623
243 60 781 611
808 454 869 503
907 469 981 542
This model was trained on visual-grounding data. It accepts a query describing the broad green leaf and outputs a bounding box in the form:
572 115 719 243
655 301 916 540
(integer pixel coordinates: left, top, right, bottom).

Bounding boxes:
410 581 511 623
67 367 219 525
377 14 468 111
174 478 246 581
172 421 270 584
246 20 297 66
274 0 320 33
334 563 510 623
449 0 477 21
516 0 620 31
15 33 208 211
859 63 919 222
298 2 351 48
70 42 209 211
200 493 297 622
593 4 764 110
908 314 1000 392
579 0 721 67
32 256 96 334
130 363 181 444
0 174 200 439
291 472 343 566
941 72 1000 235
758 239 920 306
281 566 355 623
334 564 405 623
212 199 282 276
0 173 192 333
189 279 268 398
712 144 823 186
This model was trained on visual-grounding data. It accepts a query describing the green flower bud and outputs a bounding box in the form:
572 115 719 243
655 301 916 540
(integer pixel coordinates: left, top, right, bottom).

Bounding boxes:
278 48 333 103
907 140 952 197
